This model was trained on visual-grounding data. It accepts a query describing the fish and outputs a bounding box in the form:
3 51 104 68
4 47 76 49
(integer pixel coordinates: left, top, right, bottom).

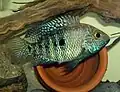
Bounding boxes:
5 13 110 71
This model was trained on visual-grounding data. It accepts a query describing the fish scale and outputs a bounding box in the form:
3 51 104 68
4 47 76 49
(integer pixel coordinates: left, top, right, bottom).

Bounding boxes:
24 15 80 43
6 13 110 71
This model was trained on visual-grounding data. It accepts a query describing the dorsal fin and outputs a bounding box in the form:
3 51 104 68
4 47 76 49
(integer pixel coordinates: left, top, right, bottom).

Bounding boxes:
44 14 80 29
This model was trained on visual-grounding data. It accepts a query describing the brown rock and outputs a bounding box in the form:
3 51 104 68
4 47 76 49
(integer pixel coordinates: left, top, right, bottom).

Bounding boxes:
0 44 28 92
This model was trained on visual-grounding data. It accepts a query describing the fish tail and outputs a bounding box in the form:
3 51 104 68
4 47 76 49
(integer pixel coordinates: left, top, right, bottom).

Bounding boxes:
6 37 31 65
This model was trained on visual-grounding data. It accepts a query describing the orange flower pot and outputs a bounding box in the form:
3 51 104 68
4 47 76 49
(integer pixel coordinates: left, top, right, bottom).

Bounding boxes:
34 48 108 92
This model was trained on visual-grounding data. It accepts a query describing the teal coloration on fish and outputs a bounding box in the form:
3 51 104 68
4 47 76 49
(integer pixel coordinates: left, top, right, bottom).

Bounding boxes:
6 13 110 71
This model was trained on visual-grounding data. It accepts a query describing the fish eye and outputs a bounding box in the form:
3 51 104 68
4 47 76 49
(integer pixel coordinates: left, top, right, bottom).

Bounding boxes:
95 32 101 38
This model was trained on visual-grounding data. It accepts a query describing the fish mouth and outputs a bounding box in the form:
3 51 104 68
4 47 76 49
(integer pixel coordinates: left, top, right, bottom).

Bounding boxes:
105 38 110 47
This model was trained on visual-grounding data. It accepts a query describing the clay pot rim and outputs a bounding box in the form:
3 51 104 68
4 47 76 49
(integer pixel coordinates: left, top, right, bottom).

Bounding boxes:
35 48 108 92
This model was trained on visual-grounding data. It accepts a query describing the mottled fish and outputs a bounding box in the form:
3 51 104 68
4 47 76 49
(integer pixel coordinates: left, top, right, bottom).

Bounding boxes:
6 13 110 71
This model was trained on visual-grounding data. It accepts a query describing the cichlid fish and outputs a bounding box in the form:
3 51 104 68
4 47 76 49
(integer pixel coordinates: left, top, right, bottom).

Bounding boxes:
6 13 110 71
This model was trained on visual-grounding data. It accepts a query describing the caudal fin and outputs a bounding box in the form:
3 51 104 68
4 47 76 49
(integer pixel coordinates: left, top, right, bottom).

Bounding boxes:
6 37 31 65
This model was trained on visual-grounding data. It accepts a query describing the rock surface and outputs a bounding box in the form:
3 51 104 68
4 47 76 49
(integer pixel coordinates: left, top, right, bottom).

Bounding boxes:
0 74 28 92
0 45 28 92
91 80 120 92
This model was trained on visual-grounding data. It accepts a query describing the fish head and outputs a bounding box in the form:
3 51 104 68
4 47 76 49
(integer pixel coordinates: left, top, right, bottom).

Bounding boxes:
82 24 110 54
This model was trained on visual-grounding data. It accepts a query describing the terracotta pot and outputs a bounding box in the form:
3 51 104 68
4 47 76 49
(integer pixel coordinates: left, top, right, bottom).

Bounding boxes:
34 48 108 92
